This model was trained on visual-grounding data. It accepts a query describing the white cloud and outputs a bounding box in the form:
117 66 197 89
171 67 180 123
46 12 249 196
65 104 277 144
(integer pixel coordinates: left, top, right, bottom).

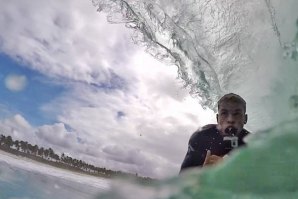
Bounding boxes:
0 0 216 178
39 52 216 178
0 114 33 142
4 74 27 92
36 123 77 149
0 0 136 86
12 114 31 129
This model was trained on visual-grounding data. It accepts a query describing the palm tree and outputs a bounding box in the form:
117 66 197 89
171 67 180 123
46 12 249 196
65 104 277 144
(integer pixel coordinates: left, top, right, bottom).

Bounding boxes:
44 149 49 159
5 136 13 148
0 135 5 145
20 141 28 153
27 144 33 154
32 145 39 155
38 147 44 157
14 140 20 150
53 153 60 161
48 148 54 160
61 153 65 162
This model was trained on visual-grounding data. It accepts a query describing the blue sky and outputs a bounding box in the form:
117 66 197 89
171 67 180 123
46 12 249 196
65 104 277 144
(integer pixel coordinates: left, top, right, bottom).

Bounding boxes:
0 0 296 181
0 53 66 126
0 0 215 178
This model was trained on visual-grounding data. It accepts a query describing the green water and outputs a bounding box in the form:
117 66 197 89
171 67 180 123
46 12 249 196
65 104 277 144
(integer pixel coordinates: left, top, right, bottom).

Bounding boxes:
93 0 298 198
1 1 297 198
97 118 298 199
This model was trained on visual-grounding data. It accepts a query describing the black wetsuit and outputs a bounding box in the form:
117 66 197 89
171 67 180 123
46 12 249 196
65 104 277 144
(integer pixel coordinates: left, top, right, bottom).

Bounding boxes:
180 124 249 172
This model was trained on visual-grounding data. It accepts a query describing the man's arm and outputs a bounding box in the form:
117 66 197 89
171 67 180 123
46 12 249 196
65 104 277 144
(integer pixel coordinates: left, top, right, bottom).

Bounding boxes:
179 133 206 173
180 125 224 173
180 146 205 173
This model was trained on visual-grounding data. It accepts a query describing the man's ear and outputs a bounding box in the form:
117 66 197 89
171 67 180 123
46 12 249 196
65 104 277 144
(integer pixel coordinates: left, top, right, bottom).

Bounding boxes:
244 114 248 124
216 114 219 122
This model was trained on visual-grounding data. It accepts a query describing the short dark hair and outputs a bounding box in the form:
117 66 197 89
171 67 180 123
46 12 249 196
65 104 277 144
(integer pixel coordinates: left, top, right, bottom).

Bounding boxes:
217 93 246 112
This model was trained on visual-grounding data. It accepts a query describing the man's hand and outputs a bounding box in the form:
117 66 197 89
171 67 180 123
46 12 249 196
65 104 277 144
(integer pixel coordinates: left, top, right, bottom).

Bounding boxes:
203 150 224 167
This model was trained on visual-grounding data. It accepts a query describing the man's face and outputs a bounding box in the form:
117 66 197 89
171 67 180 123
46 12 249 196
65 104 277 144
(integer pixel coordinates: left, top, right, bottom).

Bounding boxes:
216 101 247 135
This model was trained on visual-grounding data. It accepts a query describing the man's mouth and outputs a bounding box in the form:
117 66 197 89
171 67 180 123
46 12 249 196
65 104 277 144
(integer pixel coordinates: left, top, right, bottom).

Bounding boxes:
224 126 237 135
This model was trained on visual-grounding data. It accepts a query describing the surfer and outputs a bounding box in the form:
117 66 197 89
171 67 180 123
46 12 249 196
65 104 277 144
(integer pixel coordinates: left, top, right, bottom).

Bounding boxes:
180 93 250 172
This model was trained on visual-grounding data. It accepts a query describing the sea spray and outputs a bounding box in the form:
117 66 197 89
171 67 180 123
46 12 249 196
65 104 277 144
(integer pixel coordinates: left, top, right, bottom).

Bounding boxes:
92 0 298 131
92 0 269 110
93 0 298 198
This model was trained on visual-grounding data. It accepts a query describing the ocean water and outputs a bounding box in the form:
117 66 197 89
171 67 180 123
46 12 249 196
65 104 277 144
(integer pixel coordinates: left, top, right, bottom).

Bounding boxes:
93 0 298 131
0 151 110 199
1 0 298 198
91 0 298 199
96 119 298 199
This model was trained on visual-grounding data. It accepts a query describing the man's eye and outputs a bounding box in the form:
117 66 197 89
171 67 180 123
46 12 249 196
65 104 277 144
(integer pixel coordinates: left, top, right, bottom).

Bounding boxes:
233 112 241 116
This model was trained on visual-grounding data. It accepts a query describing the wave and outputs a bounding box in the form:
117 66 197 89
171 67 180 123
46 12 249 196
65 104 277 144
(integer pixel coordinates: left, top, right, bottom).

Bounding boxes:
92 1 298 198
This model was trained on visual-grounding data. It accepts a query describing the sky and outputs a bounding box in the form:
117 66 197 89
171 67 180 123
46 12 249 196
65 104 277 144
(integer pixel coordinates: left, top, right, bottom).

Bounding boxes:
0 0 216 178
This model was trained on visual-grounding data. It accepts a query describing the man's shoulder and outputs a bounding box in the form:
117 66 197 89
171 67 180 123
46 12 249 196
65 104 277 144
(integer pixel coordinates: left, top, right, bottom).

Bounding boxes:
201 124 217 131
189 124 217 141
240 128 250 138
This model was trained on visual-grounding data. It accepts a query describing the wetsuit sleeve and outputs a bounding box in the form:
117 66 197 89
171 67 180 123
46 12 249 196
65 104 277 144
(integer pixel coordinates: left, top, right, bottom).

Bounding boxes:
179 133 206 173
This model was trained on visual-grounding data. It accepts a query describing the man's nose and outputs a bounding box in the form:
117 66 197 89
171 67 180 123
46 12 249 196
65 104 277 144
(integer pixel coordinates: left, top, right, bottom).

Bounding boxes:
227 114 235 123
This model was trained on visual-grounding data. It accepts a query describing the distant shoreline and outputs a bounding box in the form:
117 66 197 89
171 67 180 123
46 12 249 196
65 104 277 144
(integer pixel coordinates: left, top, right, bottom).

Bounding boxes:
0 145 108 178
0 134 155 183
